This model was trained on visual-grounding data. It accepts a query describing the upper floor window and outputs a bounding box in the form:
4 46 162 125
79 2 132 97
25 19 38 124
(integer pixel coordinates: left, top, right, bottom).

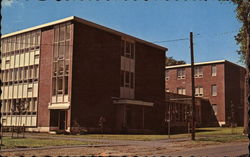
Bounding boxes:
177 87 186 95
211 84 217 96
194 66 203 78
165 70 169 81
195 86 203 97
211 65 217 76
121 39 135 59
120 70 134 89
177 68 185 79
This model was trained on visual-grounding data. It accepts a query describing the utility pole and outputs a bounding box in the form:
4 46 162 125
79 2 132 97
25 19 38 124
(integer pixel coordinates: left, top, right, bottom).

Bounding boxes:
190 32 196 140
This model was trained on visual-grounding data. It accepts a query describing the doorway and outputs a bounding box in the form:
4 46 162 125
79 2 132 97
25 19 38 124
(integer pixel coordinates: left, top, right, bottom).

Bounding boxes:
59 111 66 130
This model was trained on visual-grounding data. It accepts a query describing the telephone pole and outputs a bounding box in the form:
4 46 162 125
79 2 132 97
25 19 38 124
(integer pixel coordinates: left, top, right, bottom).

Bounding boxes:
190 32 196 140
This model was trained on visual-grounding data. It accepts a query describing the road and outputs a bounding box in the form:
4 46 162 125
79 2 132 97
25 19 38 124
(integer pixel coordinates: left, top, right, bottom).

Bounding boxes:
161 142 248 157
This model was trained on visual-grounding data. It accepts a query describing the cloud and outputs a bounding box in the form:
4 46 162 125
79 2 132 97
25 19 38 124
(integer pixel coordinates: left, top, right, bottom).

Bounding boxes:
2 0 14 7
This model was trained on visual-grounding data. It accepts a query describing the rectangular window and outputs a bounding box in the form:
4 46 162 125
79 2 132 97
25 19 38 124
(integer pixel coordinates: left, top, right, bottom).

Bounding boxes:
52 78 56 96
194 66 203 78
195 86 203 97
64 76 68 95
212 104 217 115
27 87 33 92
177 68 185 79
57 77 63 94
34 65 39 78
177 88 186 95
122 40 135 59
19 68 23 80
211 85 217 96
66 25 70 40
125 71 130 87
211 65 217 76
165 70 169 81
59 26 65 41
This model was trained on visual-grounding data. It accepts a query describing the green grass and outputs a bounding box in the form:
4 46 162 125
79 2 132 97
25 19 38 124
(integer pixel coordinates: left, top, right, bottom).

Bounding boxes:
1 137 97 149
4 127 246 142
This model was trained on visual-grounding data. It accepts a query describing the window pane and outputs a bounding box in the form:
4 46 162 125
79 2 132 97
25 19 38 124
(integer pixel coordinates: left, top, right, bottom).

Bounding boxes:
65 41 70 59
52 78 56 96
58 42 64 59
57 77 63 94
64 76 68 95
125 71 130 87
65 60 69 75
58 60 64 76
66 25 70 39
59 26 65 41
54 43 58 60
55 27 59 42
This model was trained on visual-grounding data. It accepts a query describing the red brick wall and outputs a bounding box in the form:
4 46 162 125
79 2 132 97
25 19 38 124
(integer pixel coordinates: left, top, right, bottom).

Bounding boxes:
166 63 226 123
37 28 54 128
135 42 166 130
71 22 121 131
224 62 246 126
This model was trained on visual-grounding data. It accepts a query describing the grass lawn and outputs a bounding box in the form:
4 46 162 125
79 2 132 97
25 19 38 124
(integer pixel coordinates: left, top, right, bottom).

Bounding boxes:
46 127 247 141
3 127 247 142
1 136 97 149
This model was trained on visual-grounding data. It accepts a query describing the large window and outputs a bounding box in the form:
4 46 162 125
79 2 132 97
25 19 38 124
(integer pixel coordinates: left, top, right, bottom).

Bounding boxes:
120 70 134 89
177 88 186 95
195 86 203 97
121 40 135 59
211 84 217 96
52 23 71 101
177 68 185 79
194 66 203 78
211 65 217 76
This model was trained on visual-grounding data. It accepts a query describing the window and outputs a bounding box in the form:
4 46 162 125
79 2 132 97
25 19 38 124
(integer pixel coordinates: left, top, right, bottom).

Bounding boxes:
211 65 217 76
211 85 217 96
27 87 33 92
120 71 134 89
34 65 39 78
165 70 169 80
177 68 185 79
194 66 203 78
195 86 203 97
177 88 186 95
212 104 218 115
121 40 135 59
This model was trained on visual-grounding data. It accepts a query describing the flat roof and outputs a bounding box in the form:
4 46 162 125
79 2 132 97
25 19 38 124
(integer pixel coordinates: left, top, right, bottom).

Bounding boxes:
165 60 245 69
1 16 167 51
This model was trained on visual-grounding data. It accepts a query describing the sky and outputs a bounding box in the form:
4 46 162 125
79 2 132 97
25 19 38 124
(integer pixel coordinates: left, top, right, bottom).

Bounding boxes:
1 0 244 66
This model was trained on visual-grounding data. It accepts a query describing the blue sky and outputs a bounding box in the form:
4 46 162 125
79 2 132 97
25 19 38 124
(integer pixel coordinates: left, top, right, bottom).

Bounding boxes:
2 0 243 66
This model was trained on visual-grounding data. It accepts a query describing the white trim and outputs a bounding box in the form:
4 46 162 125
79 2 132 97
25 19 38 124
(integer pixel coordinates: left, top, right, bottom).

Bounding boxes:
166 60 227 69
48 103 70 110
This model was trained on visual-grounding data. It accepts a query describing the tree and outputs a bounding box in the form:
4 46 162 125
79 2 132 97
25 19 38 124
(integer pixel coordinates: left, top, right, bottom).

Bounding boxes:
165 56 186 66
232 0 250 134
232 0 250 63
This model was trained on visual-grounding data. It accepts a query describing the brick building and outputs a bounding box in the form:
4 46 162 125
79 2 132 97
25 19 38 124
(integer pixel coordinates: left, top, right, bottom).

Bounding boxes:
165 60 246 126
1 16 167 133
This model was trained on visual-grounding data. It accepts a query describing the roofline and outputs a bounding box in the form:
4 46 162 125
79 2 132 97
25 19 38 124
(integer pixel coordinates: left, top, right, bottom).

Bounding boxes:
166 60 245 69
166 60 226 69
1 16 167 51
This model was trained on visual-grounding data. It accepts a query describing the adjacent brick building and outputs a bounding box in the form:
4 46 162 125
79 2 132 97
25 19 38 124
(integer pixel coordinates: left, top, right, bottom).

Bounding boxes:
165 60 246 126
0 16 167 133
